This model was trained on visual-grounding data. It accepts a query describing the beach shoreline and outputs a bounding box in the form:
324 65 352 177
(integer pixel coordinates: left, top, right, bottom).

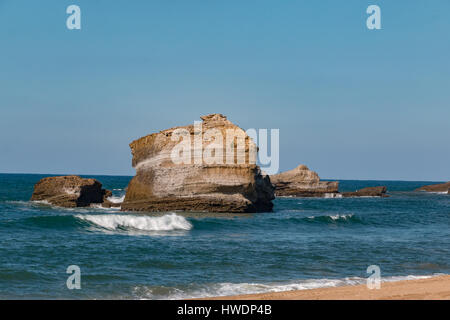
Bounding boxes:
198 275 450 300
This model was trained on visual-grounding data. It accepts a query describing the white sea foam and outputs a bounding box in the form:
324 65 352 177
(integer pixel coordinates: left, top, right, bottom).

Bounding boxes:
307 213 354 221
328 213 353 220
417 190 449 195
324 193 343 198
90 204 121 211
132 274 439 300
31 200 51 205
107 195 125 204
75 213 192 232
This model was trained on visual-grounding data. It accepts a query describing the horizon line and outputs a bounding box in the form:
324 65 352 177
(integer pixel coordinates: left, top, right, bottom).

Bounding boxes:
0 171 445 183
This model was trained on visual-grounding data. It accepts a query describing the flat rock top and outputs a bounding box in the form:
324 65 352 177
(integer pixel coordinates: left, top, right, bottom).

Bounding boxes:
271 164 320 183
131 113 235 146
128 113 254 168
415 182 450 192
35 175 98 186
31 175 109 208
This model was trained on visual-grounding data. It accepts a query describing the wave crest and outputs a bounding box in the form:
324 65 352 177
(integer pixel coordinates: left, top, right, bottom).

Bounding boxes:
75 213 192 232
305 214 359 223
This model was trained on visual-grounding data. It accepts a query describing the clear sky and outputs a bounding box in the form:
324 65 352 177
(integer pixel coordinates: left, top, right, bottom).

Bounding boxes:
0 0 449 180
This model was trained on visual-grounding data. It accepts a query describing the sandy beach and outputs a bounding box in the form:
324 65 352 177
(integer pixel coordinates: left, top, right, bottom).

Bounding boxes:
202 275 450 300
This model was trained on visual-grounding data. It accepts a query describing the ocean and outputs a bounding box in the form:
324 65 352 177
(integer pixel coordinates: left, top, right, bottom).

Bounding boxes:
0 174 448 299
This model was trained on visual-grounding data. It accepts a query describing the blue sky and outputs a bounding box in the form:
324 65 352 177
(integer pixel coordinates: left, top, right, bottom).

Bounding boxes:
0 0 449 180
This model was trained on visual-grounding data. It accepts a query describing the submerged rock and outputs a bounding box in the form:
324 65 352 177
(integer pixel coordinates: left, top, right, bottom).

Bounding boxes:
270 165 339 197
342 186 388 197
415 182 450 194
31 175 112 207
121 114 275 213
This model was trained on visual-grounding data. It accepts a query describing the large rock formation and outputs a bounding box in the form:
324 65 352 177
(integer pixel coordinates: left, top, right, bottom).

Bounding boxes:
121 114 275 213
415 182 450 193
270 165 339 197
31 175 112 207
342 186 388 197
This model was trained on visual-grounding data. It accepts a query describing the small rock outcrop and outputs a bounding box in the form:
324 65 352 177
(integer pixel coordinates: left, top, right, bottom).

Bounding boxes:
99 190 122 208
415 182 450 193
31 176 112 208
342 186 388 197
121 114 275 213
270 165 339 197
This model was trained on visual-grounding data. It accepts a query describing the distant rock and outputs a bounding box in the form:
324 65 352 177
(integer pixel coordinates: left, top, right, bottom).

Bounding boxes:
270 165 390 198
342 186 388 197
31 175 112 207
415 182 450 194
121 114 275 213
270 165 339 197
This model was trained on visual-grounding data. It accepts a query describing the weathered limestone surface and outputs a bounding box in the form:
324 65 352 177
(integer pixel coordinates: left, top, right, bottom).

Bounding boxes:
121 114 275 213
415 182 450 193
270 165 339 197
31 175 112 207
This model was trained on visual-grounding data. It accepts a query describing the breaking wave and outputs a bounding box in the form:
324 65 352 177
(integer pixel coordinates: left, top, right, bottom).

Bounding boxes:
306 213 357 222
132 274 438 300
75 213 192 232
107 195 125 204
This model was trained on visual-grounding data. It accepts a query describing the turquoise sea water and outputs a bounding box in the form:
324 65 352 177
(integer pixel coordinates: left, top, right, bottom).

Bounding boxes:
0 174 448 299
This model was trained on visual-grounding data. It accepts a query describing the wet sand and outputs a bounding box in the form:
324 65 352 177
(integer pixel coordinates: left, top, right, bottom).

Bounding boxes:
202 275 450 300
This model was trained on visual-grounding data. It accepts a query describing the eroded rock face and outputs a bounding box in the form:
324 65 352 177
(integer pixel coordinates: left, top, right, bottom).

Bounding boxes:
415 182 450 193
342 186 388 197
270 165 339 197
121 114 275 213
31 176 112 207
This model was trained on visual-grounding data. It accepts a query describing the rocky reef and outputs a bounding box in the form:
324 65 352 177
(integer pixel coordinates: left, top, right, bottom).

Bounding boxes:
415 182 450 194
342 186 388 197
270 165 389 198
31 175 113 208
121 114 275 213
270 165 339 197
